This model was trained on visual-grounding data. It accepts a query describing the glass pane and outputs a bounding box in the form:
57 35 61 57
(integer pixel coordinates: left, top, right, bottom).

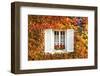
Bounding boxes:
54 31 65 50
60 31 65 49
54 31 59 50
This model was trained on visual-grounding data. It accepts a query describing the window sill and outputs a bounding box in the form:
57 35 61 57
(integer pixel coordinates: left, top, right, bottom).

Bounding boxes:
53 50 67 53
45 50 67 54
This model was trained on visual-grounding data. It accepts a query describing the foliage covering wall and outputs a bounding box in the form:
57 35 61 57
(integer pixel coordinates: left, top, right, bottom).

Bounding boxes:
28 15 88 60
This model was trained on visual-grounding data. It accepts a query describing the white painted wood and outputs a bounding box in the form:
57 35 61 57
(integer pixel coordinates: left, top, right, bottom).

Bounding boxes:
45 29 74 53
51 30 54 51
44 29 54 53
66 29 74 52
65 30 67 51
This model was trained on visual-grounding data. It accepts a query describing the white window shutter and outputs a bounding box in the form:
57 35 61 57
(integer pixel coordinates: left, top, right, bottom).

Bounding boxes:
65 30 67 51
66 29 74 52
44 29 54 53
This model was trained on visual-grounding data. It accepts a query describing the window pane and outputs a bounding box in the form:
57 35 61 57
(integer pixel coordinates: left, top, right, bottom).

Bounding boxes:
54 31 65 50
54 31 59 50
60 31 65 49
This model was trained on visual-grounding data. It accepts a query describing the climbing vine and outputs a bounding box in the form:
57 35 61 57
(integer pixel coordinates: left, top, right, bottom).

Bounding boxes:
28 15 88 60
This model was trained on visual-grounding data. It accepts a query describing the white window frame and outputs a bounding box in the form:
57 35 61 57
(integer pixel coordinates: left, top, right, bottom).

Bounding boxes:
44 29 74 53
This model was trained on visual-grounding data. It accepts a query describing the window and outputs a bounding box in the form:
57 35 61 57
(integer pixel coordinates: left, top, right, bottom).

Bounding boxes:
54 31 65 50
44 29 74 53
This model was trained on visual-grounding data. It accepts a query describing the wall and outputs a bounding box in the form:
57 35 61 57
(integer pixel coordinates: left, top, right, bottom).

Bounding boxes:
0 0 100 76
